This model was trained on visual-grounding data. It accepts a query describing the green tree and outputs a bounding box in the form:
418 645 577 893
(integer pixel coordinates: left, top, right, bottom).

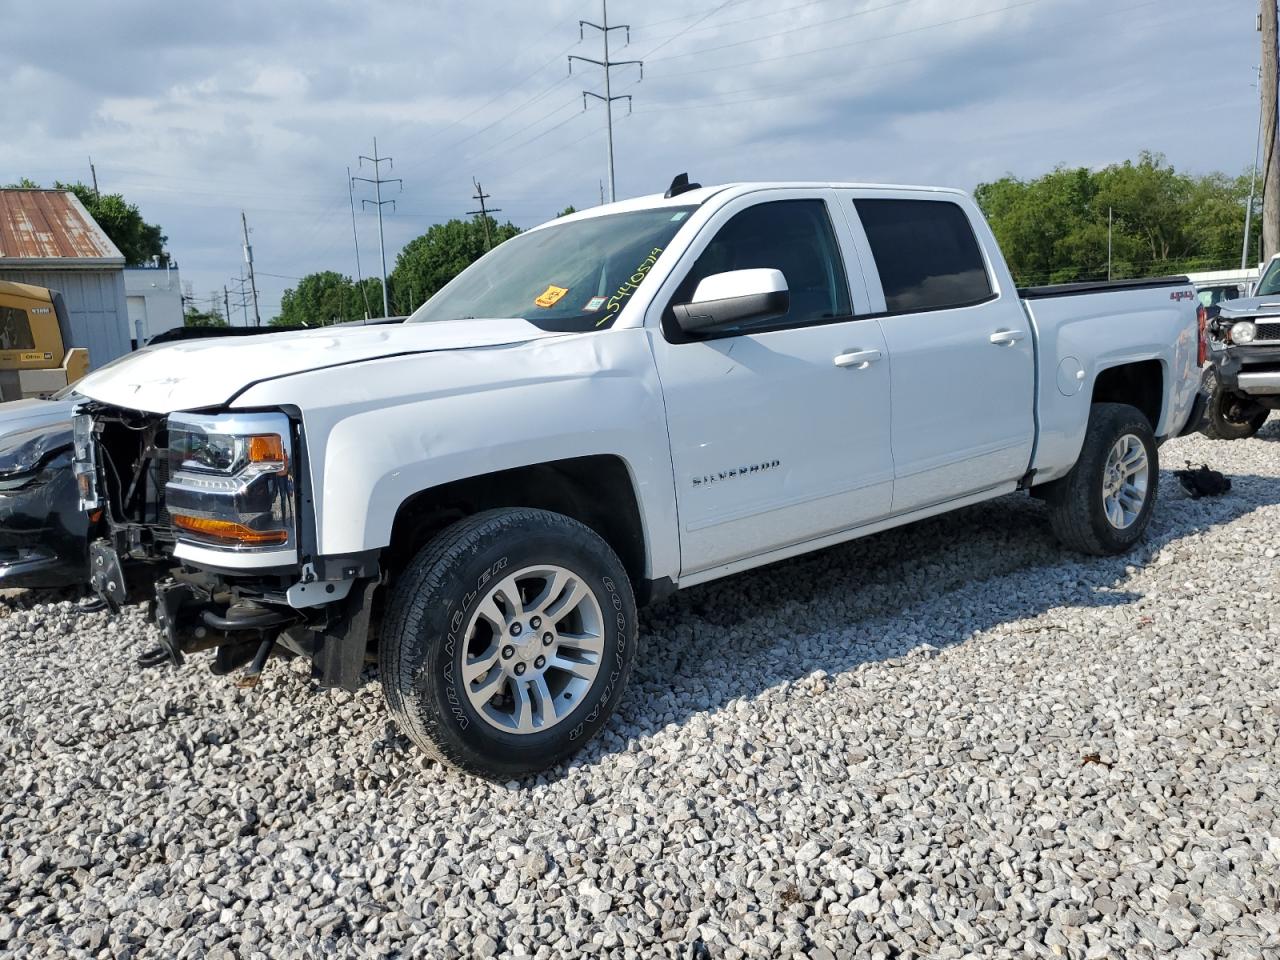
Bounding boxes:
387 216 520 315
184 307 228 327
556 205 577 218
5 178 168 266
975 152 1259 287
275 271 379 326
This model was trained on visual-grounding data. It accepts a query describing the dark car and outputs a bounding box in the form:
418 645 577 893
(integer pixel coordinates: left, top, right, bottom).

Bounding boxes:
0 421 86 588
0 318 410 590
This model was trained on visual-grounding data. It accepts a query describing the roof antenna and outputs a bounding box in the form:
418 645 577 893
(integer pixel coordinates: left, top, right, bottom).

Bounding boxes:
664 172 701 198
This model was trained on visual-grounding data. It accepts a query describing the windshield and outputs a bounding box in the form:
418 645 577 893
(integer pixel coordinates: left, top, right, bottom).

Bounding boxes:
409 206 696 331
1257 259 1280 297
1197 286 1240 309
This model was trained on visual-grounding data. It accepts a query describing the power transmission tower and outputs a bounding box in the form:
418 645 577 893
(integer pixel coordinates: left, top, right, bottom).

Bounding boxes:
347 166 373 320
570 0 642 203
467 179 502 251
241 211 262 327
352 138 402 317
1261 0 1280 260
231 272 251 327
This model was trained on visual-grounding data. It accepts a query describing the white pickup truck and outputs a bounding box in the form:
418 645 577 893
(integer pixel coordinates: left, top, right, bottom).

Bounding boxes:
73 178 1205 778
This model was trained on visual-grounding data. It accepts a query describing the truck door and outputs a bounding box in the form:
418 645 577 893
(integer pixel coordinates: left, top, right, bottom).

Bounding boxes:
840 193 1035 513
647 191 895 578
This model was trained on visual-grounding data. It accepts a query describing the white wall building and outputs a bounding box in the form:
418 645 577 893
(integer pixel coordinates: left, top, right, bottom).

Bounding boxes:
124 262 184 345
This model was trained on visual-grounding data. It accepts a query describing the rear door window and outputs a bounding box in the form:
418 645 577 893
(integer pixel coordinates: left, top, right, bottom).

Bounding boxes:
854 199 993 313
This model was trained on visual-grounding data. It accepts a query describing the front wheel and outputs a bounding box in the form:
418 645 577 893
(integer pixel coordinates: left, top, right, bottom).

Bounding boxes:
379 508 636 780
1045 402 1158 556
1200 382 1268 441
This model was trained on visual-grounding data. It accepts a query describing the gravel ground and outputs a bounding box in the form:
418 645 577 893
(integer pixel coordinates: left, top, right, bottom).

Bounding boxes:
2 428 1279 960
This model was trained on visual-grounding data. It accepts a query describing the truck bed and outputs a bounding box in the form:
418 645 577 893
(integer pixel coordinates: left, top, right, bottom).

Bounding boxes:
1018 276 1191 299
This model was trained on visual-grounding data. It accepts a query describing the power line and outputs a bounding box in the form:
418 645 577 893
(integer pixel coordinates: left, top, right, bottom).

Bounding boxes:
634 0 1161 114
647 0 1054 83
467 179 502 251
352 138 402 318
647 0 921 63
632 0 739 60
570 0 643 202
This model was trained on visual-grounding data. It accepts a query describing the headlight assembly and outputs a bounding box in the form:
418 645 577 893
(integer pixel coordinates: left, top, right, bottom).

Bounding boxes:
1230 320 1257 345
165 412 296 554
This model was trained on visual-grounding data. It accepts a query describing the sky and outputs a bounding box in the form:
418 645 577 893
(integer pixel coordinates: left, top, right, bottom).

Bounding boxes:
1 0 1261 321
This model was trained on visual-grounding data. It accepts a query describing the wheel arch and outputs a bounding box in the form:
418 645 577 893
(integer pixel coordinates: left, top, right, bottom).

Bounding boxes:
384 454 652 598
1090 358 1164 433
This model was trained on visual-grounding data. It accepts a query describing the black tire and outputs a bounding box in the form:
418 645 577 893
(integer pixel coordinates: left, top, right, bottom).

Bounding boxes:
379 508 637 780
1045 402 1159 556
1199 381 1268 441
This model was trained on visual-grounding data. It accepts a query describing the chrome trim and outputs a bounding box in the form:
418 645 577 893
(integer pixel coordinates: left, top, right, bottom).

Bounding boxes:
165 411 297 557
1236 371 1280 395
174 541 299 569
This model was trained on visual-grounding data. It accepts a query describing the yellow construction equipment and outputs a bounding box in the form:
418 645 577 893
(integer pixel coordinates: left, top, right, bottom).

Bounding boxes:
0 280 89 401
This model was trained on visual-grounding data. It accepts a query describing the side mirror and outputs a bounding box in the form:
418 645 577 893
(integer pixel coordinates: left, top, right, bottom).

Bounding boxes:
672 268 789 334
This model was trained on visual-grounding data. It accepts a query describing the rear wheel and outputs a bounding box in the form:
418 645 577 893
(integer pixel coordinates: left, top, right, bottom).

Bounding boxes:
1200 380 1268 440
379 508 636 780
1046 402 1158 556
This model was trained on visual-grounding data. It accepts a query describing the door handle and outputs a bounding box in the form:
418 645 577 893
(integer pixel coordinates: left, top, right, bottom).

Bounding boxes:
833 349 882 369
989 329 1025 346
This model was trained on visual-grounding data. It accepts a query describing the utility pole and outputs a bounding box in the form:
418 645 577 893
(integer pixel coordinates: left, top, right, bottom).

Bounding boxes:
570 0 642 203
88 156 99 198
1107 207 1113 281
467 179 502 251
1261 0 1280 260
1245 65 1264 269
241 211 262 327
347 166 373 320
352 138 402 318
224 286 231 326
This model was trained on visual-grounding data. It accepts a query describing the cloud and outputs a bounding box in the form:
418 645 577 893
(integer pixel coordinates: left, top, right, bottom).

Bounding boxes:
1 0 1256 318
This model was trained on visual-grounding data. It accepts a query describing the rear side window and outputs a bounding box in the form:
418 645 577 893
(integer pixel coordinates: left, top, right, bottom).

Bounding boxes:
0 306 34 351
854 199 993 313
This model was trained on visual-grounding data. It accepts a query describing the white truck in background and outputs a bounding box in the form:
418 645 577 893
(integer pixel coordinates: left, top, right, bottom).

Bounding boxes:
73 178 1205 779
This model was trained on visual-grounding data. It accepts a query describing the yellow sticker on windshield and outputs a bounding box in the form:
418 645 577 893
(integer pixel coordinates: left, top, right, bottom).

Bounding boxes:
535 284 569 308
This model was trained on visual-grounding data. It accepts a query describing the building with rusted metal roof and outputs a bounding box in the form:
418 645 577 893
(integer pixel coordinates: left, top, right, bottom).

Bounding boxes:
0 189 132 365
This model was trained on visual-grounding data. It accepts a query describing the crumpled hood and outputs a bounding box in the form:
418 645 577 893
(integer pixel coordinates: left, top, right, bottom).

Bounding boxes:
0 421 72 476
77 318 566 414
0 398 76 444
1218 296 1280 320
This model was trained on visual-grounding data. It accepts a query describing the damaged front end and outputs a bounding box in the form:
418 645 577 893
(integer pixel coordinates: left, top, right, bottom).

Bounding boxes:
0 422 89 588
74 402 379 690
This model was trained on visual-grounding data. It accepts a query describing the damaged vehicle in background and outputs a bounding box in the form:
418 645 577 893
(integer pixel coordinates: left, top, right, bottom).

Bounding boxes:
0 420 87 588
1200 266 1280 439
71 176 1205 779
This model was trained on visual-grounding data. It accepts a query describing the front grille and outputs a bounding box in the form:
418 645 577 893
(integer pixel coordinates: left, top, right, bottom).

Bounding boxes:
155 446 173 532
1255 321 1280 342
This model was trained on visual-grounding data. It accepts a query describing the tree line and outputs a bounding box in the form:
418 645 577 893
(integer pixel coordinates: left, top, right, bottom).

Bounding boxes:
974 151 1260 287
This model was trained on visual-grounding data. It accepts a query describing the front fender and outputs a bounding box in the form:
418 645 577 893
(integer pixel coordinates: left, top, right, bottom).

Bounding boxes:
234 329 680 581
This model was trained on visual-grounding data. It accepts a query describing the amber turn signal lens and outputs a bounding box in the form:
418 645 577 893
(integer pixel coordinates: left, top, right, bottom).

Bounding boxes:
172 514 288 546
246 435 286 464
